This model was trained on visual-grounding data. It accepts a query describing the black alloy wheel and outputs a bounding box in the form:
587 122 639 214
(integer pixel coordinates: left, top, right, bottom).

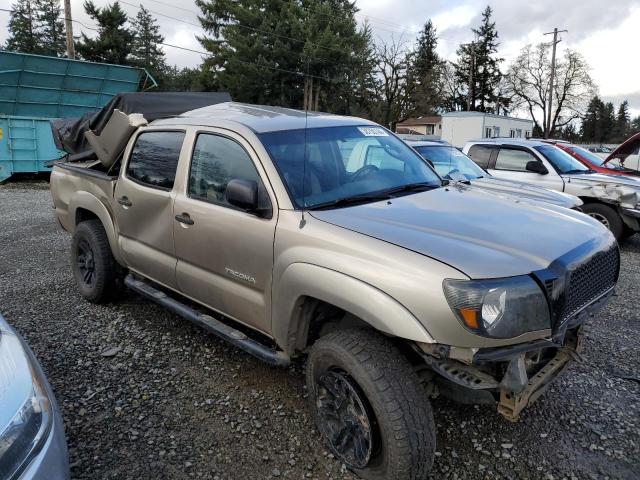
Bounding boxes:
315 369 377 469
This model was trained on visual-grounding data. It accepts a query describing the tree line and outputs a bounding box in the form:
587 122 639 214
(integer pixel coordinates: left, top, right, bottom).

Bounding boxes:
5 0 639 143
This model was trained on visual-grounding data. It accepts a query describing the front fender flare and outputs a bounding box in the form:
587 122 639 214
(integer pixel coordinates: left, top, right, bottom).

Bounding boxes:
68 192 124 265
273 263 435 353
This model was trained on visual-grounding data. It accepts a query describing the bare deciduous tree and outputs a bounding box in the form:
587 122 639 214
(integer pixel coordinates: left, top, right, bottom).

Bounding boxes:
505 43 595 136
372 38 411 129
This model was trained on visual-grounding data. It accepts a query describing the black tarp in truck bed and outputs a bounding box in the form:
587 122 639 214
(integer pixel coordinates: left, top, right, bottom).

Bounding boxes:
50 92 232 161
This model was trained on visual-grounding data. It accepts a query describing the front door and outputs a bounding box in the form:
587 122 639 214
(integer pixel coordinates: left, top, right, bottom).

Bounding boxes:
114 129 186 289
489 146 565 192
173 131 277 333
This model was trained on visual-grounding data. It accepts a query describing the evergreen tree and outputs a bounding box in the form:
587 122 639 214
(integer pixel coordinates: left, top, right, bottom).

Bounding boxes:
601 102 615 142
452 6 503 112
581 96 618 143
472 6 502 112
5 0 41 54
34 0 66 56
130 5 166 78
406 20 443 115
76 1 133 64
632 116 640 134
581 96 601 141
159 66 204 91
613 100 630 141
196 0 375 112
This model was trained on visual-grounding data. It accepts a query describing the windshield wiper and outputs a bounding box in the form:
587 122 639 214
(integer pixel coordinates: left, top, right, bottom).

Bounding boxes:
564 169 595 174
307 192 392 210
380 182 441 196
307 183 438 211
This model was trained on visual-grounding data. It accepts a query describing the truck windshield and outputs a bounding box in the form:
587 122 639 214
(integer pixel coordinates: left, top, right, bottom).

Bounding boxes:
413 145 486 181
259 126 442 209
534 145 591 174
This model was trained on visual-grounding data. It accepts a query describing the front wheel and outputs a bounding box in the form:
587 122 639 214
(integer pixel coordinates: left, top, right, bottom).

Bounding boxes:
581 203 624 240
306 328 436 480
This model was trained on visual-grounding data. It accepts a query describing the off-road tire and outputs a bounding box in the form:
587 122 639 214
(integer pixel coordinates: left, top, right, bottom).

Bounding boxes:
581 203 624 240
306 328 436 480
71 219 122 303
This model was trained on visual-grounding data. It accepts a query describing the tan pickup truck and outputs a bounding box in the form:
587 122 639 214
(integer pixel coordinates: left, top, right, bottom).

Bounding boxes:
50 102 619 480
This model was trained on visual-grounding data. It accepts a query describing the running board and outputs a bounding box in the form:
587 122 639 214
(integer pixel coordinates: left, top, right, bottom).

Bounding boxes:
124 275 290 367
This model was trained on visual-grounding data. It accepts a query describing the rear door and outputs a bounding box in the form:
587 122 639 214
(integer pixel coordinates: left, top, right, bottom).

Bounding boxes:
172 130 277 333
487 145 564 192
113 129 186 289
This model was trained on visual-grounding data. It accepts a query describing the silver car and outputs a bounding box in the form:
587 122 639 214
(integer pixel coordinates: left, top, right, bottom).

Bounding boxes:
0 315 69 479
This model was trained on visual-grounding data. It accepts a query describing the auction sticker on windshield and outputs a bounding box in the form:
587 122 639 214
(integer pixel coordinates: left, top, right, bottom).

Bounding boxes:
358 126 388 137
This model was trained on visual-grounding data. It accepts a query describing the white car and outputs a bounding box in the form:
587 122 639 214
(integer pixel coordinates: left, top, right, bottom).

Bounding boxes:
405 139 582 209
463 138 640 240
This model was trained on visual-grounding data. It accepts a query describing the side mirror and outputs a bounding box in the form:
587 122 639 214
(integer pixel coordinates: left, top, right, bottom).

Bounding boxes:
226 179 258 212
525 160 548 175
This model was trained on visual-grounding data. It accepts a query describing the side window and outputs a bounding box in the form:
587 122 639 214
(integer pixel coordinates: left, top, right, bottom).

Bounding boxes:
495 148 538 172
188 133 269 211
127 131 185 189
467 145 493 169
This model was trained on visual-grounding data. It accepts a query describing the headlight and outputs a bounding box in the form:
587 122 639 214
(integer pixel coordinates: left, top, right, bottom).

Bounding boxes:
0 319 52 478
443 276 550 338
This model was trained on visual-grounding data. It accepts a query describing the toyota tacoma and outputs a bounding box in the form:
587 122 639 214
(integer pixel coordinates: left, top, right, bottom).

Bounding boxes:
50 102 619 480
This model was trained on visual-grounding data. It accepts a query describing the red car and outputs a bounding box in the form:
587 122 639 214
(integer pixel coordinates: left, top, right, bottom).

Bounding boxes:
542 135 640 177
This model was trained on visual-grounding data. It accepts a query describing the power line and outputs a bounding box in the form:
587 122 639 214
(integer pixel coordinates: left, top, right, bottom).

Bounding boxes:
0 6 333 82
119 0 355 57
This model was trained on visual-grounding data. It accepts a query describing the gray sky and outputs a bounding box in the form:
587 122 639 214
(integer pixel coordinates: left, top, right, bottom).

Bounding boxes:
1 0 639 117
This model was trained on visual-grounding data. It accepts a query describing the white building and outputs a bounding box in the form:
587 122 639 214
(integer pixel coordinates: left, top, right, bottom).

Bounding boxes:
441 111 534 148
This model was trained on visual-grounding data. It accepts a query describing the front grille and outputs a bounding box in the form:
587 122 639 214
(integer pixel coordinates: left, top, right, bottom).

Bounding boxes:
561 246 619 320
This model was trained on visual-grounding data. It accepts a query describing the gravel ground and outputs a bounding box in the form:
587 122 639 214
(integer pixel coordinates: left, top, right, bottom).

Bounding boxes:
0 180 638 480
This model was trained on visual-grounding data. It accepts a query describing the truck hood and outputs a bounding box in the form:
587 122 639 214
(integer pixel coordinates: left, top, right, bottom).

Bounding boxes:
311 184 612 279
471 176 580 208
561 171 640 187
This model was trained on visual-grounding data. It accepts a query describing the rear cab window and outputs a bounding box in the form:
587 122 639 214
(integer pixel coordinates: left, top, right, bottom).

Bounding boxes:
467 145 494 169
126 131 185 189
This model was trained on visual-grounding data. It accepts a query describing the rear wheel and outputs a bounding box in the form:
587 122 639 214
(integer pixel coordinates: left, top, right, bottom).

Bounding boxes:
581 203 624 240
306 328 436 480
71 219 122 303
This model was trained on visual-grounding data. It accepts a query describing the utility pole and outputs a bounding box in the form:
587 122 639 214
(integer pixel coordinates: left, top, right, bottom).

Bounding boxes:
467 42 475 111
543 28 567 138
63 0 75 59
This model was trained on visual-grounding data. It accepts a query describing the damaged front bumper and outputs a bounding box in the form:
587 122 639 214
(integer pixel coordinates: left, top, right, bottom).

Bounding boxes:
419 327 584 421
496 327 583 421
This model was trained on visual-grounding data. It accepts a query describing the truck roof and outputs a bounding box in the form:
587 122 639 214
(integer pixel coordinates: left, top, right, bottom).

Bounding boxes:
465 138 550 148
152 102 378 133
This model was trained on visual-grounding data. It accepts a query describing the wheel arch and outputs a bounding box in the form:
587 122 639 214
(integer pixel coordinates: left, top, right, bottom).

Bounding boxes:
273 263 435 355
69 192 123 265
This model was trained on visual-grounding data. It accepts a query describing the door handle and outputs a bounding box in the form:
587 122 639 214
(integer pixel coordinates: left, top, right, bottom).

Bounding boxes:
175 213 194 225
117 196 132 207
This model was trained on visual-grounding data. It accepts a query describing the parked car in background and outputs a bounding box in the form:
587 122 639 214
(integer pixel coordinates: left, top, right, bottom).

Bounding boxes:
51 103 619 479
0 314 70 479
405 139 582 209
463 138 640 239
541 139 640 177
